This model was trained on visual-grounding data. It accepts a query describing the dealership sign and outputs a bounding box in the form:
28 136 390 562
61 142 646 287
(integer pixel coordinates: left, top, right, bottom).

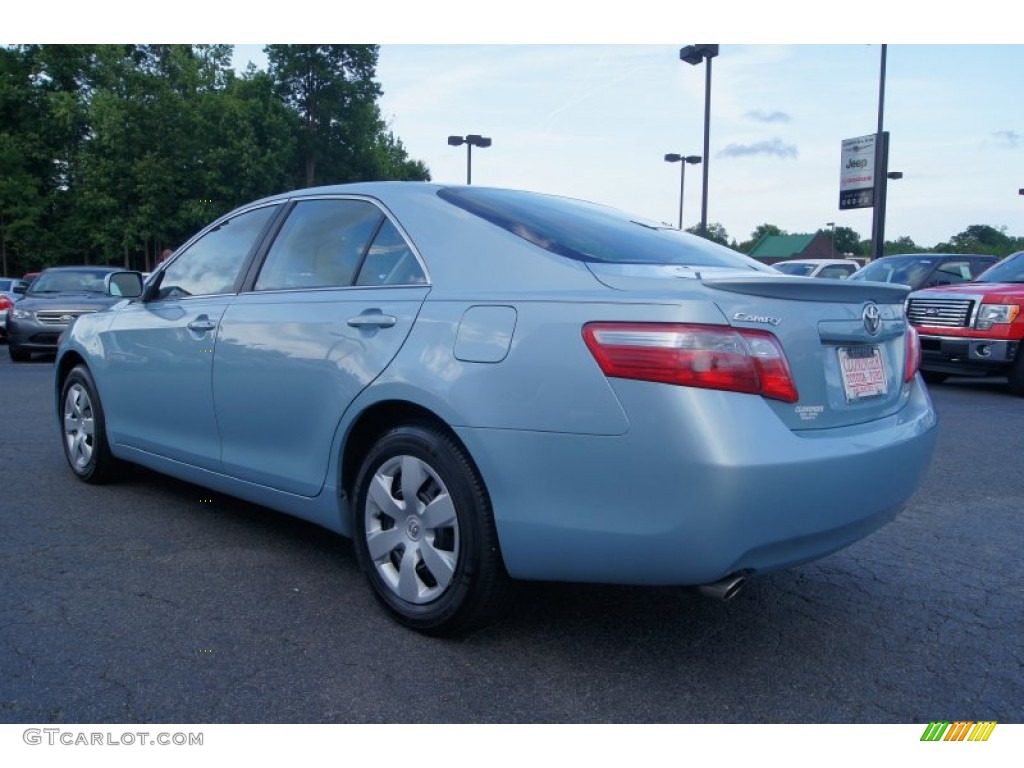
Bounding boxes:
839 134 876 210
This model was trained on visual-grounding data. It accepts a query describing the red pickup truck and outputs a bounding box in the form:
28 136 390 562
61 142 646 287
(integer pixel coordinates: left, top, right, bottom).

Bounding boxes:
905 251 1024 395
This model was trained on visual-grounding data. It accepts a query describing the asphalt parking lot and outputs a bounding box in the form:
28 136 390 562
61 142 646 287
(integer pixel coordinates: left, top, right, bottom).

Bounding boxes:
0 352 1021 723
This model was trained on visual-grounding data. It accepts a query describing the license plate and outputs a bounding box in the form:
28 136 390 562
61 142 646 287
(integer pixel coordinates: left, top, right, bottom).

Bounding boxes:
838 345 888 401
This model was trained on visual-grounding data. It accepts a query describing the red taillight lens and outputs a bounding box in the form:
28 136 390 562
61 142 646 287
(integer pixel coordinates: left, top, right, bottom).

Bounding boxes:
0 296 13 311
904 325 921 383
582 322 799 403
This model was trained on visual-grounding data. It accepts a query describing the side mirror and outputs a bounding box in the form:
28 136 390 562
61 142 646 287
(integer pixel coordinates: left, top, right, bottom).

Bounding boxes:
105 271 144 299
12 284 27 295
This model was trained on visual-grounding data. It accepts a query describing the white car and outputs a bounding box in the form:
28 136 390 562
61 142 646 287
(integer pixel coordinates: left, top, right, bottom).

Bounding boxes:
772 259 860 279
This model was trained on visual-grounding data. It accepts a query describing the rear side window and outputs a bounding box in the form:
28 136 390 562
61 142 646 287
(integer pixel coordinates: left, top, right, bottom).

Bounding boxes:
438 187 765 270
255 200 383 291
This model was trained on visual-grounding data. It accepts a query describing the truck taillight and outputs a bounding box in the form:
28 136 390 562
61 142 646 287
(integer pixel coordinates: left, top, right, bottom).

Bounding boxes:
904 325 921 383
583 322 799 403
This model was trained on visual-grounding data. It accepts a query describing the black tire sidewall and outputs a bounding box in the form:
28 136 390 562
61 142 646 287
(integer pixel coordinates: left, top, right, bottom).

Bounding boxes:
59 365 117 483
352 424 502 635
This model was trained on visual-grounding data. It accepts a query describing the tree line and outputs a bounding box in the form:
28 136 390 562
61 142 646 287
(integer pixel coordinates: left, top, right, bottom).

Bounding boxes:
4 44 1021 277
0 44 429 275
691 222 1024 259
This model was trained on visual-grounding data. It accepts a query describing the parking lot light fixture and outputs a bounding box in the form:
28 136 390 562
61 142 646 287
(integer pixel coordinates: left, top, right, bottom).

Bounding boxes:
679 44 718 237
447 134 492 185
664 153 702 230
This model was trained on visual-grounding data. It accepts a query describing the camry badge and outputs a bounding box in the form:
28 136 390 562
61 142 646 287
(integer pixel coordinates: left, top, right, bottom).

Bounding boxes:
732 312 781 326
863 303 881 335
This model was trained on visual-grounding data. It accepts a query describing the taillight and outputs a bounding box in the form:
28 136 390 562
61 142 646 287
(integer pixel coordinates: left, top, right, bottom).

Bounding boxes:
0 295 12 311
904 325 921 383
582 322 799 402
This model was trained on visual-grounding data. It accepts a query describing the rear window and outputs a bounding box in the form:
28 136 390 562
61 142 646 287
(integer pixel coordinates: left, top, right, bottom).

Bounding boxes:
438 187 766 270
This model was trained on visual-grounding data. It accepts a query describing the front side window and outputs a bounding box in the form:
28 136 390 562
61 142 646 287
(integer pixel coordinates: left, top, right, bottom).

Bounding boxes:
158 205 278 298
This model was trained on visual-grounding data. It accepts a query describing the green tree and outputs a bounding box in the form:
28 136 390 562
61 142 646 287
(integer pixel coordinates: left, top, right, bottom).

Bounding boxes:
266 44 429 187
883 235 925 255
685 222 730 247
935 224 1015 257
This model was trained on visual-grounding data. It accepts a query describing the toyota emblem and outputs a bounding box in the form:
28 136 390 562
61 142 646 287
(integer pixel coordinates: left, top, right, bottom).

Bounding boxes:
862 303 881 335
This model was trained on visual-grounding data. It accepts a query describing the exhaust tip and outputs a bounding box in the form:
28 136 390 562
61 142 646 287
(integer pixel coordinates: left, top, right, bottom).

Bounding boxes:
697 573 746 602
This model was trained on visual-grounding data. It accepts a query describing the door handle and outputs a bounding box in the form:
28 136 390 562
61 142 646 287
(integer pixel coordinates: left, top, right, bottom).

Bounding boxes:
347 313 397 329
187 319 217 332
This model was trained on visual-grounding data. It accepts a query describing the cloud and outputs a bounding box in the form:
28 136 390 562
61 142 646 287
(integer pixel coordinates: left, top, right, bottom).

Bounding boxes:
744 110 791 123
718 138 798 159
993 130 1020 148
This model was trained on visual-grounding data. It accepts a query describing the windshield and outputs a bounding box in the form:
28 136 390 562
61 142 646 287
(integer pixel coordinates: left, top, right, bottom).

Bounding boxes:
975 252 1024 283
438 187 770 271
774 262 816 276
29 269 111 294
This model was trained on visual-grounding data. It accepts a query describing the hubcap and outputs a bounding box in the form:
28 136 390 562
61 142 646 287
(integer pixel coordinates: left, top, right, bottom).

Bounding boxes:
63 383 95 470
364 455 459 604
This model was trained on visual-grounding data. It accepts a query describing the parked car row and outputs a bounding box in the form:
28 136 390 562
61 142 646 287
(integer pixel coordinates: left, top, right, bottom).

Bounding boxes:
771 251 1023 396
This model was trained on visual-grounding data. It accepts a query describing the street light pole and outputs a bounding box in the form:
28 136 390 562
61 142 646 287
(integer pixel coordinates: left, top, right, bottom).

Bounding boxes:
870 44 889 261
680 45 719 238
447 134 492 185
664 154 702 229
826 221 836 258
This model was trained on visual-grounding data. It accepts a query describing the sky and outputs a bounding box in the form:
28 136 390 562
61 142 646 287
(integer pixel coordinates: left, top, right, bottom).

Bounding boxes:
10 4 1024 249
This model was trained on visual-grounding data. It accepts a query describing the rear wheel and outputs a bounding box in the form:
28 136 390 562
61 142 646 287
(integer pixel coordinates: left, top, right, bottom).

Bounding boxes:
59 365 123 483
352 423 506 636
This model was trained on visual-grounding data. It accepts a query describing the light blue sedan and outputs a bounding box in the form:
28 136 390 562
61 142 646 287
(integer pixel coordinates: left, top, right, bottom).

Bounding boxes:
55 183 937 635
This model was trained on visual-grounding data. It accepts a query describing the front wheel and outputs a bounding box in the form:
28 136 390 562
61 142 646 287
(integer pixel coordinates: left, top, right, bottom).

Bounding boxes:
59 365 124 483
352 423 506 636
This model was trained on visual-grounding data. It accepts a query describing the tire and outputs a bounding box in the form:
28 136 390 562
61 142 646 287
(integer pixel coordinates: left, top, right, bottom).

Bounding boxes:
1008 352 1024 397
59 365 123 483
352 423 507 636
921 370 949 385
9 345 30 362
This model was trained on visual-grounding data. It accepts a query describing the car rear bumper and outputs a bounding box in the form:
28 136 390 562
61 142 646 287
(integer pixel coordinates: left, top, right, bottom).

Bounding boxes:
459 378 937 586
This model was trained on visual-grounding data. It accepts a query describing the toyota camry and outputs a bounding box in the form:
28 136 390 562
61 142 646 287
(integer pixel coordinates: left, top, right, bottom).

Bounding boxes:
55 183 937 635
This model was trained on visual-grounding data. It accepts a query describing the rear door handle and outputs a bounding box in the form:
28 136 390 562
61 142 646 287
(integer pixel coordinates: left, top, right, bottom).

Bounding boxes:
347 313 397 329
187 319 217 332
